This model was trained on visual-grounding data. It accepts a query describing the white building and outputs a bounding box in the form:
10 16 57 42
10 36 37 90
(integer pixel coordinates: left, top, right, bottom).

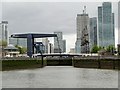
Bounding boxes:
69 48 75 53
42 38 49 53
0 21 8 45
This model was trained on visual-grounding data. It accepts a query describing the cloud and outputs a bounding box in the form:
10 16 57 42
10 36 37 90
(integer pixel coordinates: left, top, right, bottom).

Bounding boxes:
2 2 118 51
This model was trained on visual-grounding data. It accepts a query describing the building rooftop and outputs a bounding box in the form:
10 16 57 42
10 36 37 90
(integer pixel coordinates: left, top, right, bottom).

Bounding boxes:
4 44 18 50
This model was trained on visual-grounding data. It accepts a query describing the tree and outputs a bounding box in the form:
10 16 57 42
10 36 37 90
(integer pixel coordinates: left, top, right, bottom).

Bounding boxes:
106 45 116 53
15 45 27 54
91 45 99 53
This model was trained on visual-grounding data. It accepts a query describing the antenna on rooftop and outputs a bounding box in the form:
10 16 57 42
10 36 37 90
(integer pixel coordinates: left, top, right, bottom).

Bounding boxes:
83 6 86 14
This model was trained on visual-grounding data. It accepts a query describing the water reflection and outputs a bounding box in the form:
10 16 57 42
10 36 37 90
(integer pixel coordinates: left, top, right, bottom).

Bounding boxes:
2 66 118 88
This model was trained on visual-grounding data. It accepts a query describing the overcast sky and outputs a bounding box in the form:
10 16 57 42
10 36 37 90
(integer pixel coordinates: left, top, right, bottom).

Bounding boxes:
1 2 118 52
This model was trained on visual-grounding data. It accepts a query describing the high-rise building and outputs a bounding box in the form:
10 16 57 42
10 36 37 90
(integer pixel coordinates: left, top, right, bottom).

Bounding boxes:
98 6 103 47
98 2 115 47
9 38 27 48
75 6 90 53
54 32 63 53
0 21 8 45
89 17 97 51
118 1 120 44
75 40 81 53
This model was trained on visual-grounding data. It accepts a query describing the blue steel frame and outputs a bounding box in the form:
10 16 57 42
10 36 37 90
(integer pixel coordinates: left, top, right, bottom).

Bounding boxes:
11 33 57 57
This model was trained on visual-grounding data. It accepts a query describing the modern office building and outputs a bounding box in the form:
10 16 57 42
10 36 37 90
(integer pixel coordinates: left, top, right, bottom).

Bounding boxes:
98 6 103 47
75 6 90 53
89 17 97 51
118 1 120 44
75 40 81 53
98 2 115 47
9 38 27 48
54 32 65 53
0 21 8 45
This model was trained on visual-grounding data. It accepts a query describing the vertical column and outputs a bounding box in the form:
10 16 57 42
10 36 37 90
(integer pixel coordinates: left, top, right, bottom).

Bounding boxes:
32 38 34 55
27 34 33 58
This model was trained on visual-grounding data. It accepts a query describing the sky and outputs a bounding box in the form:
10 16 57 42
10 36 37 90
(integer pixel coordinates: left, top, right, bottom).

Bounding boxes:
1 1 119 52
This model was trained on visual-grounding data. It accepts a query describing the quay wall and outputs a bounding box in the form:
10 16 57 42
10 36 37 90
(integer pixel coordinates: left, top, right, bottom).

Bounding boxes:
73 58 119 69
1 58 47 71
46 57 72 66
1 56 120 71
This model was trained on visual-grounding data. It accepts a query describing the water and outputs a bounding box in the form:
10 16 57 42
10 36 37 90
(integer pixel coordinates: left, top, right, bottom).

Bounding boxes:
2 66 118 88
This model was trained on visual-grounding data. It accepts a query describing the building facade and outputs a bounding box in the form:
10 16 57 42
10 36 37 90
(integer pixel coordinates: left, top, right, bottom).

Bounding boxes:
75 7 90 53
98 2 115 47
0 21 8 45
69 48 75 53
118 1 120 44
54 32 65 53
89 17 97 51
42 38 49 53
98 6 103 47
62 40 66 53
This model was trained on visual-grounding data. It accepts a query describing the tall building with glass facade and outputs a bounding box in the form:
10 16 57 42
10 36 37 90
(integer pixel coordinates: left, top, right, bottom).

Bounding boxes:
75 7 90 53
89 17 97 51
54 32 63 53
118 1 120 44
98 6 103 47
54 32 66 53
98 2 115 47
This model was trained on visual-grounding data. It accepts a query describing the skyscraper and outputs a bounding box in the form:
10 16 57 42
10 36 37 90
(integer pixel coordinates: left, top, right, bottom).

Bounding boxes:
118 1 120 44
75 6 90 53
98 2 115 47
54 32 66 53
89 17 97 51
1 21 8 45
98 6 103 47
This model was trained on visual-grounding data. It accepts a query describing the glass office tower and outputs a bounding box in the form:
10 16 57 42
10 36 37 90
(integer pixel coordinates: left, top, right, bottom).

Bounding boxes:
98 7 103 47
90 17 97 51
98 2 115 47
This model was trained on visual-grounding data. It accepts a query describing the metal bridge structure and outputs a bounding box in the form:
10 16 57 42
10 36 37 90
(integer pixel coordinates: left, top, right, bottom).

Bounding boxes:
11 33 57 58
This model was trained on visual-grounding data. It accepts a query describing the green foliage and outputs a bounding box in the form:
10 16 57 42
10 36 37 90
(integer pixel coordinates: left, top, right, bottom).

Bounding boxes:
15 45 27 54
91 45 99 53
91 45 104 53
106 45 116 53
0 40 7 47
